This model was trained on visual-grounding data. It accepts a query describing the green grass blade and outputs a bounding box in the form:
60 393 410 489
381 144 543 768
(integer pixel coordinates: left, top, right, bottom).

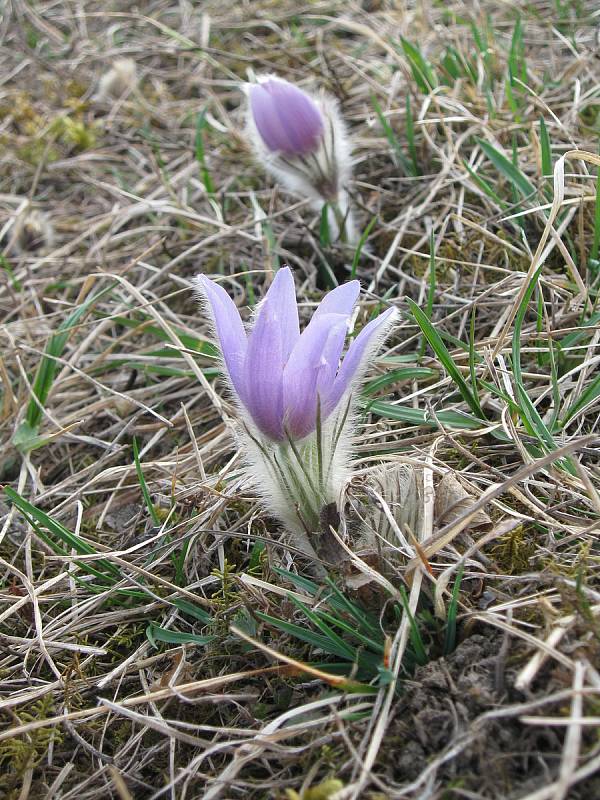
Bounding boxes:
171 598 213 625
440 46 464 83
512 265 542 390
536 290 545 369
173 538 191 587
195 109 216 196
362 367 437 396
248 540 265 571
560 311 600 350
443 562 464 655
254 610 356 660
241 266 256 307
560 372 600 426
547 337 562 432
510 133 524 226
470 20 485 55
316 248 338 290
463 159 506 206
512 267 575 472
589 147 600 271
407 298 485 418
103 315 216 356
539 117 552 178
14 285 113 451
418 231 437 359
146 623 214 647
272 570 380 640
312 608 384 654
323 578 380 636
470 17 494 90
406 94 419 176
398 587 427 665
469 307 479 402
0 254 22 290
509 16 528 85
272 566 320 596
470 17 495 111
5 487 122 582
400 38 438 93
372 95 411 173
506 17 527 121
367 400 485 431
350 215 377 279
477 138 536 200
132 436 161 526
290 598 357 660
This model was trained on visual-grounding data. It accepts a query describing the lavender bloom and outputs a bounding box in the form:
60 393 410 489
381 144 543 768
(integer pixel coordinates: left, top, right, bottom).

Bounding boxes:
197 267 396 562
245 75 355 243
198 268 395 442
249 78 324 156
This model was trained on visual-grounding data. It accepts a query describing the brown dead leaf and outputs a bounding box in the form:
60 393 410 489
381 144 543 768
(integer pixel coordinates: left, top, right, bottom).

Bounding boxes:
434 473 492 532
150 650 193 691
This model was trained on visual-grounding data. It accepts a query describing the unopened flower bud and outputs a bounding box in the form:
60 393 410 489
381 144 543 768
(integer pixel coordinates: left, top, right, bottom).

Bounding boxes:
249 78 324 156
245 75 355 243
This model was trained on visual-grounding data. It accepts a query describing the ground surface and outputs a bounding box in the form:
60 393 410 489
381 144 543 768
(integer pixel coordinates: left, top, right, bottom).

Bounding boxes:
1 1 600 799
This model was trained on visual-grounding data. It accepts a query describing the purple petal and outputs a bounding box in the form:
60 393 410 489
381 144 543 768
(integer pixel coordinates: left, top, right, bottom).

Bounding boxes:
243 303 285 440
312 280 360 320
315 317 350 403
283 313 348 440
249 84 291 153
249 78 324 156
323 307 396 415
197 274 247 397
237 268 300 439
258 267 300 359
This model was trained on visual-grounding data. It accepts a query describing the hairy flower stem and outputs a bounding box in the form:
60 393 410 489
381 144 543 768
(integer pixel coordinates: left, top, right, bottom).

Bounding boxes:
260 436 334 535
330 201 349 244
241 401 354 564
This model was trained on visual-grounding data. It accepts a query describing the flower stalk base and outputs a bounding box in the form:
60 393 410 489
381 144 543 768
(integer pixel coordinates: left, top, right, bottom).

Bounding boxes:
241 403 353 561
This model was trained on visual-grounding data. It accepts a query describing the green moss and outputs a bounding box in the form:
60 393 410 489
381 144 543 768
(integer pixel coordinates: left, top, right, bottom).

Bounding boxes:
16 140 59 165
0 696 62 795
210 558 238 611
53 116 97 151
285 779 344 800
105 624 147 662
490 525 537 573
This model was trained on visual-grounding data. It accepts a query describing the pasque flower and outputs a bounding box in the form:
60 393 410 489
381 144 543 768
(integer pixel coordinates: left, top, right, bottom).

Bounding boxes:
198 267 394 441
198 267 396 563
245 75 355 243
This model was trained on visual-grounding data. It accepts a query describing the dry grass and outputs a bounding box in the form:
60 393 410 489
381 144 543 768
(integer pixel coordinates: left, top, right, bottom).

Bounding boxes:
1 1 600 798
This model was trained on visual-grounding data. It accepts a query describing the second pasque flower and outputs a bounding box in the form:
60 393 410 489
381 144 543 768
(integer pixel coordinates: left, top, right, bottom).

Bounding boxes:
245 76 355 242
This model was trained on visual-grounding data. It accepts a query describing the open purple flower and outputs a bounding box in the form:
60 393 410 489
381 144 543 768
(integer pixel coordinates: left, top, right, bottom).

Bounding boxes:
248 77 324 156
197 267 396 552
198 267 395 442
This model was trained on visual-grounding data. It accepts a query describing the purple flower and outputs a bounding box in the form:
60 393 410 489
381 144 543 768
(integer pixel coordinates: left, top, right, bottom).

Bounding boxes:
198 268 395 442
248 77 324 156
